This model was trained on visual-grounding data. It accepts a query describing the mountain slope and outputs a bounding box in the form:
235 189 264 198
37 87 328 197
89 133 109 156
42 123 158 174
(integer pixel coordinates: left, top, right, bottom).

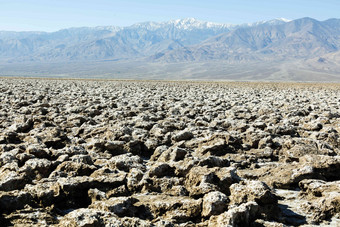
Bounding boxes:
152 17 340 63
1 17 340 81
0 18 295 62
0 26 121 61
0 18 234 62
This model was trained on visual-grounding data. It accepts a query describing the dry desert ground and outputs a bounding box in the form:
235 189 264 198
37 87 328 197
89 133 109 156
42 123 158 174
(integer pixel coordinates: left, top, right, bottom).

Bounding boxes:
0 78 339 226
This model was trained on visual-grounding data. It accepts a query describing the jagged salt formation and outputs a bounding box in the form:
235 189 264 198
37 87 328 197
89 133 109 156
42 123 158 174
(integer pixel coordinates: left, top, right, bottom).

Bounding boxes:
0 79 339 226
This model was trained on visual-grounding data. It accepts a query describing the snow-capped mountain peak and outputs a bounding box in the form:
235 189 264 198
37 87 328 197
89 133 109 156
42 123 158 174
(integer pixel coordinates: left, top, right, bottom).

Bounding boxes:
245 18 291 27
277 18 292 22
94 26 122 32
168 18 233 30
128 17 293 32
130 18 233 31
265 18 292 24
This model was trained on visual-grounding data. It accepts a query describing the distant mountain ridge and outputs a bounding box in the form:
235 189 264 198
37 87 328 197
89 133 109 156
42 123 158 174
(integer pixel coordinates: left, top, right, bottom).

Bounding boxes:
152 17 340 63
1 17 340 81
0 17 293 63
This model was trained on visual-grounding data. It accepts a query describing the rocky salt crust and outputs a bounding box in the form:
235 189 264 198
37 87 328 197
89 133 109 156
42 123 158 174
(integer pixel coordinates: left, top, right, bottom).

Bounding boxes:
0 78 340 226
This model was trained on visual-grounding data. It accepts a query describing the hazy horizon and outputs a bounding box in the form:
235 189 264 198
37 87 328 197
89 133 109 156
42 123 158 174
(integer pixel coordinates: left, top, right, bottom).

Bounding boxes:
0 0 339 32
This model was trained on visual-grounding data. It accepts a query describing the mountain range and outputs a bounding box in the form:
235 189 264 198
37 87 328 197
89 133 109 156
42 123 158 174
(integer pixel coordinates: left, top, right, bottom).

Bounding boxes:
1 17 340 81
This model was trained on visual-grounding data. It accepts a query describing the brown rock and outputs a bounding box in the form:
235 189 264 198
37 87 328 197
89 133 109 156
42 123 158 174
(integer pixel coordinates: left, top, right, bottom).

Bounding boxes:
134 194 202 223
24 181 60 207
107 153 145 172
88 188 107 203
89 196 138 217
172 130 194 142
157 146 188 162
148 163 175 178
20 158 53 180
57 208 107 227
49 161 96 178
229 180 278 206
185 166 238 197
0 166 28 191
3 207 57 226
229 180 278 220
196 135 234 156
299 179 340 222
209 201 259 227
202 191 228 217
0 190 35 213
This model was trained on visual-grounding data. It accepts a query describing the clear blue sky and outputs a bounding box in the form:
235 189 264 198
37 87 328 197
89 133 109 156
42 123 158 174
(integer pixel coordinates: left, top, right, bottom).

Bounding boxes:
0 0 339 32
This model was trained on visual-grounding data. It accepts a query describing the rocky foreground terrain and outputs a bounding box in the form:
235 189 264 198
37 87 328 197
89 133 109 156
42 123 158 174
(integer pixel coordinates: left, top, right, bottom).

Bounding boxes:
0 78 339 226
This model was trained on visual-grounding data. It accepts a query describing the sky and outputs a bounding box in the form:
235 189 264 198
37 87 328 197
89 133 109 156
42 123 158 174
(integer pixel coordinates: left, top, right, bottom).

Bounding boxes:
0 0 339 32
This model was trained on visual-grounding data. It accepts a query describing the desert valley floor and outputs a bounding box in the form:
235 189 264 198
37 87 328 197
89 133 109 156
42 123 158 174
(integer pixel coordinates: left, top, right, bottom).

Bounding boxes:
0 78 339 226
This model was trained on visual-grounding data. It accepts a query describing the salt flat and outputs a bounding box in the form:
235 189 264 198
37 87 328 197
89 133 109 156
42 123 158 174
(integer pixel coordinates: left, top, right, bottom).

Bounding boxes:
0 78 339 226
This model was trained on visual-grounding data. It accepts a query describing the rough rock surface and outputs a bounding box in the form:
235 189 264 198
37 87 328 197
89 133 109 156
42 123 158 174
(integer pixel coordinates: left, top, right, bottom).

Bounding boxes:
202 191 228 217
0 78 340 226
